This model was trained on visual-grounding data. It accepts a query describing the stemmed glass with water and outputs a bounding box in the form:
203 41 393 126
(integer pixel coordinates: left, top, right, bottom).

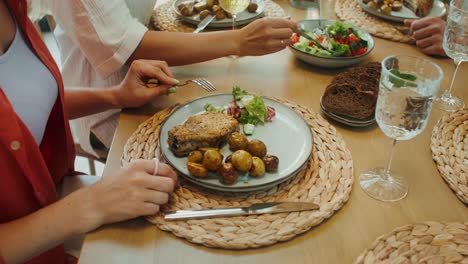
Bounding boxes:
433 0 467 112
219 0 250 31
359 55 443 202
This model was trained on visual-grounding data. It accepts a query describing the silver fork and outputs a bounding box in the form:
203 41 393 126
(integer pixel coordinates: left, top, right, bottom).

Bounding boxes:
146 78 216 92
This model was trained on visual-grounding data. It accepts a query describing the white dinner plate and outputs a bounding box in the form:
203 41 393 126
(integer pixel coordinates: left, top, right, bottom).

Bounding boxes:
159 94 313 192
357 0 446 23
173 0 265 28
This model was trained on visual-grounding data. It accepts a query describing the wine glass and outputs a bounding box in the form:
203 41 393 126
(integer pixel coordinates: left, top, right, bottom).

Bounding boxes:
433 0 467 112
219 0 250 31
359 55 443 202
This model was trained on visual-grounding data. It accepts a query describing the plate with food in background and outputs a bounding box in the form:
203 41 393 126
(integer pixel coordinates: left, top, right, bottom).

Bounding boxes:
357 0 446 23
159 88 313 192
288 20 374 68
173 0 265 28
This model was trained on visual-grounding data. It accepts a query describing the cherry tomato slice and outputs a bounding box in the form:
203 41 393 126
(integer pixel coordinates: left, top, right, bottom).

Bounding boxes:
290 33 299 45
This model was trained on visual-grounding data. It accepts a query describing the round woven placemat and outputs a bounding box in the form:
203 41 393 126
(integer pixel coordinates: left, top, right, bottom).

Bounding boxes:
152 0 286 33
355 222 468 263
335 0 415 43
122 98 354 249
431 109 468 204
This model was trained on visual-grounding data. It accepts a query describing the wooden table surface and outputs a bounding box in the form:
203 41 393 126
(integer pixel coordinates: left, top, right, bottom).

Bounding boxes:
78 1 468 263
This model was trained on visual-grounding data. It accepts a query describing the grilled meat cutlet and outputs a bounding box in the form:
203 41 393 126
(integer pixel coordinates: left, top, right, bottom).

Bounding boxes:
168 112 239 157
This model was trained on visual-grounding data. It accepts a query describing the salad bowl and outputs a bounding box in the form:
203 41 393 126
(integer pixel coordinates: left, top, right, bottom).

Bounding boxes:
288 19 375 68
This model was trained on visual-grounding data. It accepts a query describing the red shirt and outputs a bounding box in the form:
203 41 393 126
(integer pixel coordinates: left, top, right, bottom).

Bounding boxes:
0 0 76 263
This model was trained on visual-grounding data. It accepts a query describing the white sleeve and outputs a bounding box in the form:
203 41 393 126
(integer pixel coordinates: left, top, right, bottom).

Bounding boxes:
47 0 148 78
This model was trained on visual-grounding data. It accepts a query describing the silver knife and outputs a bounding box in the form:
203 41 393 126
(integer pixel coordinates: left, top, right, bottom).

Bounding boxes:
164 202 319 221
193 15 216 34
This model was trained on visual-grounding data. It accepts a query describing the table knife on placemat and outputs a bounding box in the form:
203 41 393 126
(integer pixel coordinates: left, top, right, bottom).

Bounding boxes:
193 15 216 34
164 202 320 220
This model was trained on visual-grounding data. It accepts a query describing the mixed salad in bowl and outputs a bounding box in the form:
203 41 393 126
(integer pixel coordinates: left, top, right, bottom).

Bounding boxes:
291 21 369 58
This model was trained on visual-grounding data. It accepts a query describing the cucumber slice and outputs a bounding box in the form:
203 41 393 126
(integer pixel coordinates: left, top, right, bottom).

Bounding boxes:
243 124 255 135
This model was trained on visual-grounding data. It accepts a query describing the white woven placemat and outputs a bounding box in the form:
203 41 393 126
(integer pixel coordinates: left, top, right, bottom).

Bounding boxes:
355 222 468 263
122 98 354 249
431 108 468 204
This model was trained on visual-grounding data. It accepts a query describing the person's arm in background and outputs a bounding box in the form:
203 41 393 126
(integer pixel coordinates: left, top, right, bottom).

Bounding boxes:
127 17 297 65
65 60 178 120
47 0 296 79
0 160 177 264
404 16 447 57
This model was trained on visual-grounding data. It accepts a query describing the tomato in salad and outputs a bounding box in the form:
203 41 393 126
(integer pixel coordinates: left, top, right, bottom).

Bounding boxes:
290 33 299 45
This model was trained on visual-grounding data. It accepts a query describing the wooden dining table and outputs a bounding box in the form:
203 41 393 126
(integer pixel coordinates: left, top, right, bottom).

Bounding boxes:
78 0 468 263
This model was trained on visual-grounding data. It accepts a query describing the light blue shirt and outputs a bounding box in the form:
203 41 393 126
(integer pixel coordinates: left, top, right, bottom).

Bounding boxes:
0 23 58 145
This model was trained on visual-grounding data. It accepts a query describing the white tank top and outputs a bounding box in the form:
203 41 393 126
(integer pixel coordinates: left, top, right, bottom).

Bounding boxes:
0 23 58 145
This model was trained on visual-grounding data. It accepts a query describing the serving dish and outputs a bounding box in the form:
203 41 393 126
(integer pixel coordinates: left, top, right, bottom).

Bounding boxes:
159 94 313 192
288 19 374 68
357 0 446 23
320 96 376 127
173 0 265 28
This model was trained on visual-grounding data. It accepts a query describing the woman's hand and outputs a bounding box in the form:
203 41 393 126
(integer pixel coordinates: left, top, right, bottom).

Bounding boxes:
236 17 297 56
404 17 447 57
66 59 179 119
112 60 180 108
77 159 178 231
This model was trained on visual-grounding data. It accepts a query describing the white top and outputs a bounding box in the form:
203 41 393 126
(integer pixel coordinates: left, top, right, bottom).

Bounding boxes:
47 0 155 156
0 23 58 145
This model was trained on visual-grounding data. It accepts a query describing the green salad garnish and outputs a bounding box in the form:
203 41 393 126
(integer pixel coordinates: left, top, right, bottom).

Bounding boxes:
389 69 418 88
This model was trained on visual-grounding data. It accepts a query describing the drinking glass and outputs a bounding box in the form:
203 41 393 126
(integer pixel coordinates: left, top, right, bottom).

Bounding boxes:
359 55 443 202
433 0 467 112
219 0 250 31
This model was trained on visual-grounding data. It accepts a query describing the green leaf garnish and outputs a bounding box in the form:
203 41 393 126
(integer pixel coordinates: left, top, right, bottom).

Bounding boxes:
204 103 224 113
389 69 418 88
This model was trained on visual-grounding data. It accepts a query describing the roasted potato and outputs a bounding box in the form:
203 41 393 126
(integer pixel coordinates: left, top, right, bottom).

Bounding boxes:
246 139 267 157
367 1 378 10
203 149 223 171
380 4 392 14
206 0 215 7
228 132 248 150
187 162 208 178
262 155 279 172
177 3 187 11
211 4 222 12
199 9 211 20
188 150 203 163
250 157 266 177
231 150 253 172
194 2 208 12
180 5 194 16
199 147 219 154
218 162 239 184
391 1 402 11
215 10 226 20
247 3 258 13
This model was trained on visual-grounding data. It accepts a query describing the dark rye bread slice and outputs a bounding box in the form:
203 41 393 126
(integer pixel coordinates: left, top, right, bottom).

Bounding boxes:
322 62 381 120
168 112 239 157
